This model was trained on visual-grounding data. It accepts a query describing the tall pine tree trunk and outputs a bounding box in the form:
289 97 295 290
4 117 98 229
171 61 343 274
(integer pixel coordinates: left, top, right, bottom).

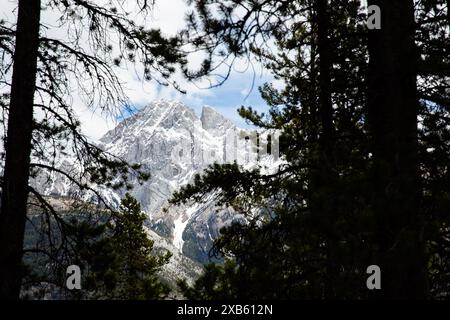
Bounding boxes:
367 0 427 298
315 0 337 298
317 0 334 155
0 0 41 300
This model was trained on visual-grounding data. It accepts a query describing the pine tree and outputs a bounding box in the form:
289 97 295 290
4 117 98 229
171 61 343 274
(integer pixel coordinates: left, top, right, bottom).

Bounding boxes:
174 0 372 299
107 193 171 300
173 0 449 299
0 0 42 299
366 0 426 299
28 194 172 300
0 0 187 299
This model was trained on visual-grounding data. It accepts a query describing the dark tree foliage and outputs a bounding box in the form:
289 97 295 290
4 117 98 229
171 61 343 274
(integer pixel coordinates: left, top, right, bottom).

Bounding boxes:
105 193 171 299
173 0 449 299
0 0 188 299
415 0 450 298
367 0 425 299
22 194 171 299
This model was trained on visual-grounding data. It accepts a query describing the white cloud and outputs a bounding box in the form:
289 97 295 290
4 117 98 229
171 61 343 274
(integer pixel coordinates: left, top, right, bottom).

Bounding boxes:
77 107 117 140
1 0 272 140
148 0 189 36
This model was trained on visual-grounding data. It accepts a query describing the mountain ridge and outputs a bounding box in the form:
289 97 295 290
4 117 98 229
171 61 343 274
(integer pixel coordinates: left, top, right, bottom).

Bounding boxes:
34 99 281 266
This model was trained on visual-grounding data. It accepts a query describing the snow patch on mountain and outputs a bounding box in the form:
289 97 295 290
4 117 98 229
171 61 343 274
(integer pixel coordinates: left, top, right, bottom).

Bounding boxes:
173 203 199 253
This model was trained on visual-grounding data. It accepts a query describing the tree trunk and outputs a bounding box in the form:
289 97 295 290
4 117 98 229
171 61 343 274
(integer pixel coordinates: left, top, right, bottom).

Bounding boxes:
0 0 41 300
367 0 427 298
317 0 334 155
316 0 338 298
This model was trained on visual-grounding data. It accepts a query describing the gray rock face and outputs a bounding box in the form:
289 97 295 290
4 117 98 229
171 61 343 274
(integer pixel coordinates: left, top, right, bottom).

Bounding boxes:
201 106 234 136
34 99 280 265
99 101 229 214
98 100 247 263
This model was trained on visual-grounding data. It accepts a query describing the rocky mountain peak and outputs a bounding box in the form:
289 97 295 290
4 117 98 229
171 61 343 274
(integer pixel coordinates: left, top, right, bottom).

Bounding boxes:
35 99 280 265
200 105 234 136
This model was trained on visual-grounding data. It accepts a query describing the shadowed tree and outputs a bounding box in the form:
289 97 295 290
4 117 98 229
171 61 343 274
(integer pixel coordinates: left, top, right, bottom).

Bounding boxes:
174 0 449 299
59 194 171 300
175 0 372 299
0 0 188 299
0 0 42 300
366 0 426 299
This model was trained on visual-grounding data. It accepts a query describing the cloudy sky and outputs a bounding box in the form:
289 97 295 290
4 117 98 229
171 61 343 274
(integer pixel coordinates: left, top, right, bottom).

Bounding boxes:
1 0 274 140
116 0 274 135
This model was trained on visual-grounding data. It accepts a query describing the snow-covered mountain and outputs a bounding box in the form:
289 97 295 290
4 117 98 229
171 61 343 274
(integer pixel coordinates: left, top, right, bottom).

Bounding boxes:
35 99 281 265
98 100 235 215
98 99 266 263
